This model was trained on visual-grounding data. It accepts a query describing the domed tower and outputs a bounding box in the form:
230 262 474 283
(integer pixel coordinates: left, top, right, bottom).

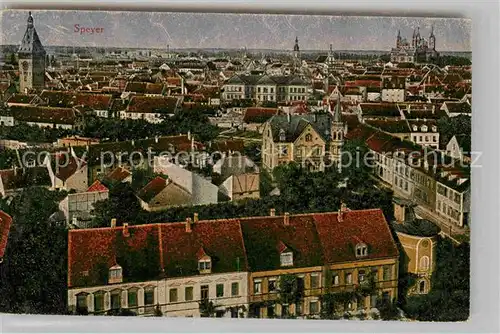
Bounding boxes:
18 11 46 93
329 95 346 172
391 198 440 296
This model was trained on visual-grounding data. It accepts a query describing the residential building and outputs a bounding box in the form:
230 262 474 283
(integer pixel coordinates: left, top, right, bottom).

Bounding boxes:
67 208 399 318
67 216 249 317
261 99 345 172
213 155 260 201
59 180 109 228
435 168 471 227
381 77 406 102
445 134 471 163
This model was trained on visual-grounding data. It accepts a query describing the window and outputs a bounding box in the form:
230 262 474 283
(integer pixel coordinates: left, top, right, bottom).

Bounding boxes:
309 301 319 314
296 302 303 315
76 293 88 312
383 266 392 281
169 288 178 303
268 279 277 292
109 265 123 284
332 273 339 286
216 284 224 298
419 280 426 293
231 282 239 296
310 274 320 289
94 292 104 312
128 289 138 308
280 252 293 266
279 129 286 142
267 304 276 317
201 285 209 300
279 145 288 156
419 256 430 271
198 259 211 272
358 270 366 283
356 244 368 257
110 291 121 310
282 304 289 317
144 289 154 306
253 280 262 294
305 134 312 142
382 291 390 302
345 272 352 284
185 287 193 301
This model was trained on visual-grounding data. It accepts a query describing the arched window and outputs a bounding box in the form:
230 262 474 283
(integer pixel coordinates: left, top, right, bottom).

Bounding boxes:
305 134 312 142
338 132 342 140
332 132 337 140
419 256 430 271
419 280 426 294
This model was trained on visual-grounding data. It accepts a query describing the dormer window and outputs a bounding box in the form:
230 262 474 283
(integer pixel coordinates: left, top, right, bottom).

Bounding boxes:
421 125 428 132
431 125 437 132
355 243 368 258
280 252 293 267
279 129 286 142
412 125 418 131
108 264 123 284
197 258 211 274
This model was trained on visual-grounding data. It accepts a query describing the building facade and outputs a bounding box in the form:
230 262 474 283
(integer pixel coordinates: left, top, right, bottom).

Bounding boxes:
18 12 46 92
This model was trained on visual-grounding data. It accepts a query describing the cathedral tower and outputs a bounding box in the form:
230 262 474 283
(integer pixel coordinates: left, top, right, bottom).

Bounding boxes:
18 11 46 93
329 95 346 171
429 25 436 50
293 36 300 60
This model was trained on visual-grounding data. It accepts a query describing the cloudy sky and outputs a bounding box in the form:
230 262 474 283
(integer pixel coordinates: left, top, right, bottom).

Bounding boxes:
1 10 471 51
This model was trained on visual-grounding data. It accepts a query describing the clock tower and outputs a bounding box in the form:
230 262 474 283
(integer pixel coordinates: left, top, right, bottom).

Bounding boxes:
18 11 46 93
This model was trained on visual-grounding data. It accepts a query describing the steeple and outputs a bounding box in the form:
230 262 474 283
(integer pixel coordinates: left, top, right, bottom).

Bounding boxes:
333 94 342 123
18 11 45 56
294 36 300 52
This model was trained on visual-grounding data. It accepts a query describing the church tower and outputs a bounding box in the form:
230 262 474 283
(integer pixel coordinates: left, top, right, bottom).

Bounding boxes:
293 36 300 60
429 25 436 50
329 95 346 171
18 11 46 93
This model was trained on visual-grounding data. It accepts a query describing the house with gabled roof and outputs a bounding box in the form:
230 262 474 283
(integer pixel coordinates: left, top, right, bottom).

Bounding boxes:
136 176 193 212
66 207 399 318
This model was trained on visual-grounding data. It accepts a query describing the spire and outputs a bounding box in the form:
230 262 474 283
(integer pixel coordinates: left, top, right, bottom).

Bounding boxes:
397 29 401 37
333 94 341 122
293 36 300 52
430 24 434 37
27 11 33 27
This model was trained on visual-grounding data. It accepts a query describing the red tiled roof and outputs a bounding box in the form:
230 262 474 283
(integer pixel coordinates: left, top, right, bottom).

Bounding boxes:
313 209 399 263
145 83 164 95
243 107 278 123
239 215 324 271
212 139 245 153
0 211 13 259
87 180 109 193
127 96 178 114
50 153 87 182
137 176 168 203
10 106 77 125
105 166 132 183
67 209 399 288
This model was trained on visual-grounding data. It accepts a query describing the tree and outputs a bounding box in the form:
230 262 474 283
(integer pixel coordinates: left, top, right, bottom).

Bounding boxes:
199 300 217 317
0 187 68 314
91 182 141 227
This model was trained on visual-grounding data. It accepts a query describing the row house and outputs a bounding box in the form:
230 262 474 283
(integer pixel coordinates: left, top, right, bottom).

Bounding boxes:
349 124 470 228
67 208 399 318
118 96 181 123
8 105 84 130
435 168 471 227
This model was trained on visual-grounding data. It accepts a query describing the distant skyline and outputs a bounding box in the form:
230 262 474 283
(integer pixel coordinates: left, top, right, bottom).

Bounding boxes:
1 10 471 52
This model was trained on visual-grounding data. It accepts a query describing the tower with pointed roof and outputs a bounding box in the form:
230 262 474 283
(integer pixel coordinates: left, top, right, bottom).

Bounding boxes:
18 11 46 93
329 95 346 171
429 25 436 50
293 36 300 59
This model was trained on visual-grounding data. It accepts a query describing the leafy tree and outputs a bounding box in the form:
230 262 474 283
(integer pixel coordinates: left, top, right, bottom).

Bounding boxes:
91 182 141 227
199 300 217 317
0 187 68 314
0 148 16 169
437 115 471 146
400 237 470 321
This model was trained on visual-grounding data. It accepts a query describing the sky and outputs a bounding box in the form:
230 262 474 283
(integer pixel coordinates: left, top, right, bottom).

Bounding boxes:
1 10 472 51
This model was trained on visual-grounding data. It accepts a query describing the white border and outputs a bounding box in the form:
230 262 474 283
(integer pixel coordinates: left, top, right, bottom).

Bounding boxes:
1 0 499 333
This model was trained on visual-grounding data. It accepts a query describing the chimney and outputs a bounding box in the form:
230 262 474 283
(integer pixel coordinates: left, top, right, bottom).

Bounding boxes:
313 113 317 122
270 208 276 216
287 112 291 123
155 136 159 143
284 212 290 226
111 218 117 228
131 139 135 146
122 223 130 237
187 131 191 141
193 213 199 223
186 217 192 233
